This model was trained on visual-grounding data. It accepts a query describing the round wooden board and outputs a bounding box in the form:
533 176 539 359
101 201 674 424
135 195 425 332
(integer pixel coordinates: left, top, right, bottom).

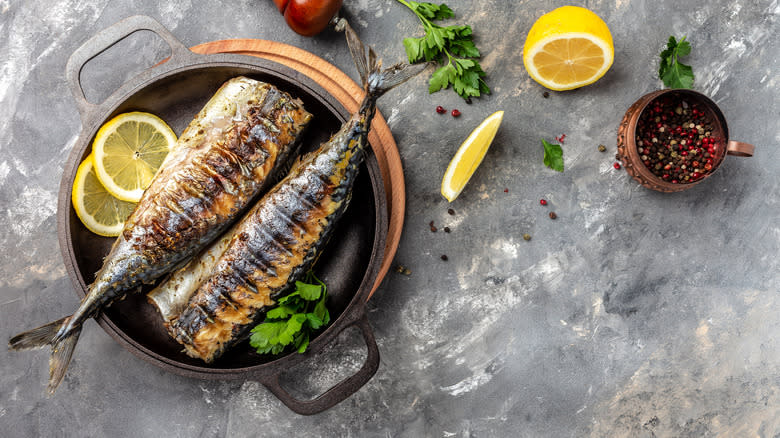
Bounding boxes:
190 39 403 300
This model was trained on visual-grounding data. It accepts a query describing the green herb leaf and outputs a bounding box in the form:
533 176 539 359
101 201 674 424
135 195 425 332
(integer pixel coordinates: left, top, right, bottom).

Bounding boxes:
397 0 490 100
403 37 424 63
277 291 299 305
309 272 327 296
662 60 694 89
296 281 323 301
249 271 331 356
249 321 287 354
658 36 677 78
448 38 480 58
433 3 454 20
429 63 455 93
266 305 295 320
295 332 310 353
404 1 453 20
314 295 330 325
277 314 307 346
306 313 324 330
675 39 691 57
659 36 694 89
541 139 564 172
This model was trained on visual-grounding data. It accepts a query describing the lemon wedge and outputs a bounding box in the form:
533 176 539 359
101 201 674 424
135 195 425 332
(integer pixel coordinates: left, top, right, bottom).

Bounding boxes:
92 112 177 202
523 6 614 91
72 154 137 237
441 111 504 202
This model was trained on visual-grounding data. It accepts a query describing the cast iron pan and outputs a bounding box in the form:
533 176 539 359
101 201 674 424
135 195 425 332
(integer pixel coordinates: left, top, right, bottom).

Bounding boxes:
56 16 387 415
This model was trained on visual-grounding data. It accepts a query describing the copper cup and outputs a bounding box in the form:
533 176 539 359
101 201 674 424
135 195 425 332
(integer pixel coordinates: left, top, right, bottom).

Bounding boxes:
616 89 754 192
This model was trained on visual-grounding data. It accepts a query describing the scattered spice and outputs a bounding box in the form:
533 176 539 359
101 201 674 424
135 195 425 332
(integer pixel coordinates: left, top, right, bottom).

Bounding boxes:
451 109 461 117
636 94 719 183
598 144 607 152
549 212 557 220
436 105 446 114
395 264 412 275
539 199 547 206
440 254 449 261
542 91 550 98
447 208 455 215
613 162 621 169
443 226 451 233
555 134 566 144
522 233 532 241
429 220 437 232
503 188 508 193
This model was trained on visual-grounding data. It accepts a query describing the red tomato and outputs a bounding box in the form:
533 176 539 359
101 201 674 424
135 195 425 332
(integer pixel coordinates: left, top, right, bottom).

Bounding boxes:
272 0 344 37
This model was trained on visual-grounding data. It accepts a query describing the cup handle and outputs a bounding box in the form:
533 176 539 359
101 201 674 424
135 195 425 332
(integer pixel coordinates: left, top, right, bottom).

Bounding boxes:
726 140 754 157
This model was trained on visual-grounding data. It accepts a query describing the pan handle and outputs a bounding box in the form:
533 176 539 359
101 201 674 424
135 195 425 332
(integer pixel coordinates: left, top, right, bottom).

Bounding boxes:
65 15 195 121
258 313 380 415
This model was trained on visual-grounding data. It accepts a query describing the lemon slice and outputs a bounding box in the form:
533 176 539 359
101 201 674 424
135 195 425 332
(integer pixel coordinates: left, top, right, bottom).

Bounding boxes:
523 6 614 91
72 154 137 237
92 112 177 202
441 111 504 202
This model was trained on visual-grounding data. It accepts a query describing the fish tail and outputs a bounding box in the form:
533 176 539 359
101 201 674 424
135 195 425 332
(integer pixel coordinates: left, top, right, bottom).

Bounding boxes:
9 316 82 394
8 316 68 350
47 326 81 394
335 18 429 98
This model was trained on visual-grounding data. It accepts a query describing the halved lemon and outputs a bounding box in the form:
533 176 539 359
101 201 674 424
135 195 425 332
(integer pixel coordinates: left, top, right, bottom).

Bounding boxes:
92 112 177 202
441 111 504 202
72 154 137 237
523 6 614 91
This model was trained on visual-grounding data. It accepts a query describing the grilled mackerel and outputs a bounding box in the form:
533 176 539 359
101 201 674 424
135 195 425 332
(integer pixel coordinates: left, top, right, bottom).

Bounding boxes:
148 223 238 323
9 77 312 393
162 21 426 362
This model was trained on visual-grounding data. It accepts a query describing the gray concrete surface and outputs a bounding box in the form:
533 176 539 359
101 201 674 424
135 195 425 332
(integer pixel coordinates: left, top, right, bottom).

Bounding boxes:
1 0 778 436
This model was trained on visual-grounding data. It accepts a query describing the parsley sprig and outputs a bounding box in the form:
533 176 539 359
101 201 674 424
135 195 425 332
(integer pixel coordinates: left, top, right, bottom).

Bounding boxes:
659 36 694 89
541 139 564 172
397 0 489 100
249 272 330 355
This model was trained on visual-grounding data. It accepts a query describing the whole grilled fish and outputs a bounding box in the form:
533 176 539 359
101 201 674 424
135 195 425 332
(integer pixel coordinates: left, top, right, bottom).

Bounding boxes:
9 77 312 393
162 21 427 362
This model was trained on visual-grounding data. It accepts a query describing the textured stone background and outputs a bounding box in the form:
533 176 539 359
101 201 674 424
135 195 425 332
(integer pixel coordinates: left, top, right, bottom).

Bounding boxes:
1 0 778 436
